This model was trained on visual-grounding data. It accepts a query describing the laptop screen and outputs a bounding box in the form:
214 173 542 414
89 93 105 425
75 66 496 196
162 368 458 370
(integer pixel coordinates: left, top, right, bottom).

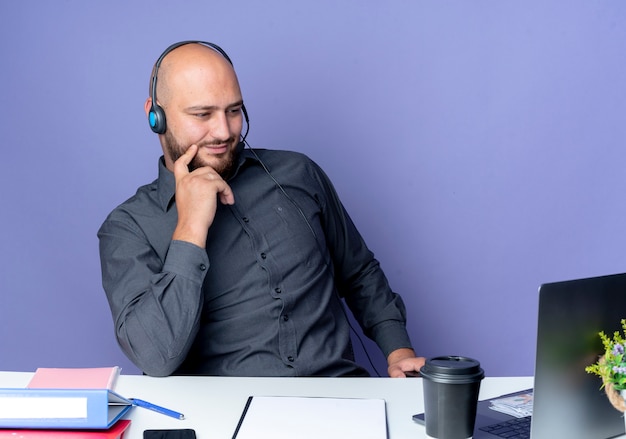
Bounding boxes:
530 272 626 439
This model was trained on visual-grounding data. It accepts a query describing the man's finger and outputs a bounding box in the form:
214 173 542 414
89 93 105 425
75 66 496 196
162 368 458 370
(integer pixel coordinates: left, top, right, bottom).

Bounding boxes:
173 144 198 178
217 181 235 205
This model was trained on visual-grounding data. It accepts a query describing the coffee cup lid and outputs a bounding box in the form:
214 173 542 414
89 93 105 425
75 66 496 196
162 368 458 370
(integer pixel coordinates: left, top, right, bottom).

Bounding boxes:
420 356 484 383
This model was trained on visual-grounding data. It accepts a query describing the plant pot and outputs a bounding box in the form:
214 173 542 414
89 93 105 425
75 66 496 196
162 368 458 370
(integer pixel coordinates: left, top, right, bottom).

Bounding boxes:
621 390 626 431
605 382 626 412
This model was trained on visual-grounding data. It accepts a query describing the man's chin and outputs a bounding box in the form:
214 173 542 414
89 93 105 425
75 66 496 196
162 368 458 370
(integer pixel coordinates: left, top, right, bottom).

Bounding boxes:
190 152 235 176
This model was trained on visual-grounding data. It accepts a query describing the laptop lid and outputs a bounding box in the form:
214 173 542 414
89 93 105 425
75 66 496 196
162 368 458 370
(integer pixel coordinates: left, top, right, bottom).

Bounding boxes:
530 272 626 439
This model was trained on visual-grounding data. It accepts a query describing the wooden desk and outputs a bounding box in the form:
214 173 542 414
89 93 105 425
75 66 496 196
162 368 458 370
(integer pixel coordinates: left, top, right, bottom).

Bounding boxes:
0 372 532 439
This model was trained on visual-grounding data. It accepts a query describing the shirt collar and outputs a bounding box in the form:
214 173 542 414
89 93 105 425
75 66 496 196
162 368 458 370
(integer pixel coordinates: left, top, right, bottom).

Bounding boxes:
155 148 260 212
156 156 176 211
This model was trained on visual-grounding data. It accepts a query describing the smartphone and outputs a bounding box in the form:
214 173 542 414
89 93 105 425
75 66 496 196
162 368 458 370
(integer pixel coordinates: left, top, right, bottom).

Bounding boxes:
143 429 196 439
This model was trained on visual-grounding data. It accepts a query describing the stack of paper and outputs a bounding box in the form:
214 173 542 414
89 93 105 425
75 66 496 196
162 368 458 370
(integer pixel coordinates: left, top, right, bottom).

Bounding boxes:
488 391 534 418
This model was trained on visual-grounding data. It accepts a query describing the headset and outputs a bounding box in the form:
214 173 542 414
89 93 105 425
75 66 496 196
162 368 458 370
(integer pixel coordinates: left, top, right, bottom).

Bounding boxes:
148 40 383 376
148 40 249 136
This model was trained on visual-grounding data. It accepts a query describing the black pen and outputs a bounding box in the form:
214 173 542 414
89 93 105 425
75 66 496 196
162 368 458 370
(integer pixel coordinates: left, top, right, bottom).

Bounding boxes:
131 398 185 420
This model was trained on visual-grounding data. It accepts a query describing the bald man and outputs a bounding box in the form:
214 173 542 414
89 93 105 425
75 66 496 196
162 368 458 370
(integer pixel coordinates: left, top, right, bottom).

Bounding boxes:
98 41 425 377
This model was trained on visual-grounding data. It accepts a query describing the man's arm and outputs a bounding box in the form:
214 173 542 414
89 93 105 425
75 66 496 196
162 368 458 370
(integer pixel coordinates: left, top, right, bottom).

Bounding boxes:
99 145 235 376
99 222 208 376
308 159 423 374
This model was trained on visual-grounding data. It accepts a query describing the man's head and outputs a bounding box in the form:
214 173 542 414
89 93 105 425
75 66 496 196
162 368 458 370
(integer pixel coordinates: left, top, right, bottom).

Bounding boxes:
145 42 245 176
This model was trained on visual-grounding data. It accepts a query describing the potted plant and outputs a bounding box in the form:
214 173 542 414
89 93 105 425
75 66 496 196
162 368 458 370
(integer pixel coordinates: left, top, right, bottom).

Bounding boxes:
585 318 626 412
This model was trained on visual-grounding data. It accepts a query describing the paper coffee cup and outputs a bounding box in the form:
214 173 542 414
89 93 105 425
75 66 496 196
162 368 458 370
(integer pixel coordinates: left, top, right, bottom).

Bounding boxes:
420 356 484 439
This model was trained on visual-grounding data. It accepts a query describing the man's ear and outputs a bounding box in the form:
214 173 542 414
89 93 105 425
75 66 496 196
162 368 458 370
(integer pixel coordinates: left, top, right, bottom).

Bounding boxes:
144 97 153 118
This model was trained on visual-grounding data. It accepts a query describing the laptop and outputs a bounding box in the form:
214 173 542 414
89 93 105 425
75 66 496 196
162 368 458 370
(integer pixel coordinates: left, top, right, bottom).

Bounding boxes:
414 272 626 439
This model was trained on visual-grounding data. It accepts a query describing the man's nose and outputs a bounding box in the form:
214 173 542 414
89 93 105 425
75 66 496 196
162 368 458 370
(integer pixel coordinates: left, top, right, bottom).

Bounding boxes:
210 112 231 140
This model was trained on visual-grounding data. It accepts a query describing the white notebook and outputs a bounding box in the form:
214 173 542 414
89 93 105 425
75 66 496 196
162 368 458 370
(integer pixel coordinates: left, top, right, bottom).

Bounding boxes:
232 396 387 439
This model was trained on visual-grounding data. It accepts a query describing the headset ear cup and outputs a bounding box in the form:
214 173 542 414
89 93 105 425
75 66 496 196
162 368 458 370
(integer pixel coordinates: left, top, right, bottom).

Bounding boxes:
149 104 167 134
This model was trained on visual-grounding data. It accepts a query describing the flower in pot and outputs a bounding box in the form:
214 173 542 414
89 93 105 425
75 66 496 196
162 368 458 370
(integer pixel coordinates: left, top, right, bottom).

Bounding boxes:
585 318 626 412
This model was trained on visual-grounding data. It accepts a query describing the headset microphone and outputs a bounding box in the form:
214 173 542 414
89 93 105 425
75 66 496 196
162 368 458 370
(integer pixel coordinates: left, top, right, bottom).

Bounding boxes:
238 104 250 148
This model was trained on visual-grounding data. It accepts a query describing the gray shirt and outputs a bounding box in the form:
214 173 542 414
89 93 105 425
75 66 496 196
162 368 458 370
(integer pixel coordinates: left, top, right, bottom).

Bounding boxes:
98 148 413 376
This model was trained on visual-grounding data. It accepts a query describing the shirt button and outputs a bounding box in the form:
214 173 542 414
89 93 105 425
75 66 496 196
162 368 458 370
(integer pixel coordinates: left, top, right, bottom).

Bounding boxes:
283 315 289 321
242 217 249 223
199 264 207 271
275 288 282 294
261 253 267 259
287 356 294 362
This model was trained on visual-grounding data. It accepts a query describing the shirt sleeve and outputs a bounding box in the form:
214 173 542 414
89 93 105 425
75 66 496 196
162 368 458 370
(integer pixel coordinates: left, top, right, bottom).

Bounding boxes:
310 161 414 358
98 215 208 376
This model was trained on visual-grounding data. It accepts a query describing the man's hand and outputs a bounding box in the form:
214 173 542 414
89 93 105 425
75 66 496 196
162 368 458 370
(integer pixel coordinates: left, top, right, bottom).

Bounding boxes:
387 348 426 378
171 144 235 248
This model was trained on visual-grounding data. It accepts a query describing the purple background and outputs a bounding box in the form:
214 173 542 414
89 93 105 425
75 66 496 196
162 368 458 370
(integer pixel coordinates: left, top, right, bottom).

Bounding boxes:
1 1 626 377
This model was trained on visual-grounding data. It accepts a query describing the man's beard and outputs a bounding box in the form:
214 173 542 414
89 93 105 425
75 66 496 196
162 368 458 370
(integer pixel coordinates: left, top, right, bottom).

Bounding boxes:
164 130 238 178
